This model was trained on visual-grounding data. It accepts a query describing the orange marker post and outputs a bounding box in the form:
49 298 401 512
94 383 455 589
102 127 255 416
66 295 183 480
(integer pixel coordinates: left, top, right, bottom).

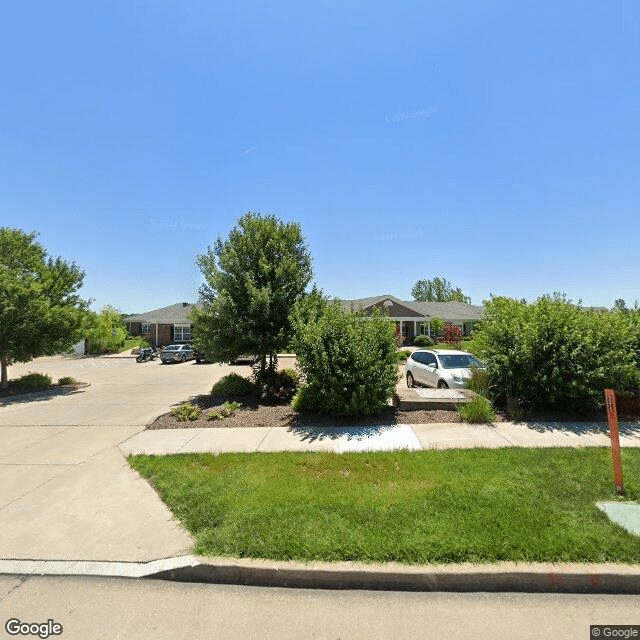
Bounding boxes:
604 389 624 495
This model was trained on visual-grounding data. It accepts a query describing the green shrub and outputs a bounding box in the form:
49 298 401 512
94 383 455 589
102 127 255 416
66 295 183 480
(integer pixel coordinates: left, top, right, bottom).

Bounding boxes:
123 338 151 352
211 373 255 396
290 384 325 412
430 316 444 335
14 373 52 388
254 368 300 404
290 299 399 416
207 401 242 420
395 350 412 361
474 294 640 409
413 334 433 347
457 394 496 423
57 376 78 385
170 403 201 421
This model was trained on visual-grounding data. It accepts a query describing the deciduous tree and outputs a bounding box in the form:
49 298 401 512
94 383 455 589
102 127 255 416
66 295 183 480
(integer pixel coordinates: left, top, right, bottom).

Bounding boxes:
0 228 90 389
411 277 471 303
430 316 444 336
191 213 313 379
85 305 127 353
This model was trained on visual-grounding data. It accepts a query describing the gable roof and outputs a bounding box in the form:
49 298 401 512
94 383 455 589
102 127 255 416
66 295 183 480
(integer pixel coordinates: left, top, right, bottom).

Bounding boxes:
338 295 428 317
337 295 485 321
124 302 203 324
406 301 486 321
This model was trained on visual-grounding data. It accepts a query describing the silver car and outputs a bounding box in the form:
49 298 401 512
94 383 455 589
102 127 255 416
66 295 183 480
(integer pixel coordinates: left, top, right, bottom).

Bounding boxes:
160 344 195 364
406 349 484 390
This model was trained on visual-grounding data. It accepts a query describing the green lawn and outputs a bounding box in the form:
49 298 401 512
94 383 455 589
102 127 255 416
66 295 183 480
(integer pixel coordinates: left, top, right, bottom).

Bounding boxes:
431 340 478 353
120 338 151 352
129 448 640 565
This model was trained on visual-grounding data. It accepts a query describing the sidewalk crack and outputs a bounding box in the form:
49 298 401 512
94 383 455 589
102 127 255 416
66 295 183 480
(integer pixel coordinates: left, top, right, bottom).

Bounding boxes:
0 575 30 602
255 427 272 452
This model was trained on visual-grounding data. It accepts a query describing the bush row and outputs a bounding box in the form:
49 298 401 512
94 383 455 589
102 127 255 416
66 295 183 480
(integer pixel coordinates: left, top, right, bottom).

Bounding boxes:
473 294 640 411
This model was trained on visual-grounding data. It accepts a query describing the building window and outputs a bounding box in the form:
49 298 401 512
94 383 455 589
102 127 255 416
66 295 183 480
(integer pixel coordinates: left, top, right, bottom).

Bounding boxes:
141 323 150 335
401 322 407 337
174 324 191 342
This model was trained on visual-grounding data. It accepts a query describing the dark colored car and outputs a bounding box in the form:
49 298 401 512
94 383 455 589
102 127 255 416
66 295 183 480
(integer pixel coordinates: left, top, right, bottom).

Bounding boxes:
160 344 195 364
193 349 209 364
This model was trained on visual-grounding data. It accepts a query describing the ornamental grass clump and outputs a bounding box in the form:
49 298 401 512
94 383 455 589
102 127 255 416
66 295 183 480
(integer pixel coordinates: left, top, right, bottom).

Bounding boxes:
457 394 496 423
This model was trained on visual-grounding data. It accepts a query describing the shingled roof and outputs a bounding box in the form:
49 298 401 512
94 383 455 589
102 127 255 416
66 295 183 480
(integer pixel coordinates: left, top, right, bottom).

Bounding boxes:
337 295 485 321
337 295 428 317
123 302 203 324
406 301 485 321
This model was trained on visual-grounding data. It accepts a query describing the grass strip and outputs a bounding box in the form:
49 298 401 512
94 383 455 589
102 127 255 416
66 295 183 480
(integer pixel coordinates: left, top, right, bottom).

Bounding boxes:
129 448 640 564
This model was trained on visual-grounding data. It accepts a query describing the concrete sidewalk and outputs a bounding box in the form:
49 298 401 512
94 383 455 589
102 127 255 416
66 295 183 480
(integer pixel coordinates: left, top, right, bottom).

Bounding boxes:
120 420 640 456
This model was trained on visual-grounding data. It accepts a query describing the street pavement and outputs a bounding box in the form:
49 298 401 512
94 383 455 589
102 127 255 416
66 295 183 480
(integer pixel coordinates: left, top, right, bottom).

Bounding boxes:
2 575 640 640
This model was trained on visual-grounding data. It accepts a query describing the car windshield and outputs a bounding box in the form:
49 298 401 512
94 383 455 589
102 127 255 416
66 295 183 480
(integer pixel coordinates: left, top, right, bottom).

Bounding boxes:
164 346 180 351
438 354 482 369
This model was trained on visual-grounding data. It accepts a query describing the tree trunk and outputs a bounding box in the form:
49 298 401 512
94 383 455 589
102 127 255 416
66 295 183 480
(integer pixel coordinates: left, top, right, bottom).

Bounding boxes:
1 353 8 390
260 351 266 380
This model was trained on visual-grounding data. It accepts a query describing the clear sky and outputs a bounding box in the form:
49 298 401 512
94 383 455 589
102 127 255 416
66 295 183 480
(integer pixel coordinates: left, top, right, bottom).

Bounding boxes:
2 0 638 313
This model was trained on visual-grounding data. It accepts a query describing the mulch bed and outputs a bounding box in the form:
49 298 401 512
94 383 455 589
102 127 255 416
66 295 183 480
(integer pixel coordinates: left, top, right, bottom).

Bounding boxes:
148 392 639 430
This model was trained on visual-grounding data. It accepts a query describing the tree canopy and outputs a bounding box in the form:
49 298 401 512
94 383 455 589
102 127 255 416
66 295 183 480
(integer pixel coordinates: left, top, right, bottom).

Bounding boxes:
85 305 127 353
613 298 628 313
0 228 90 388
191 212 313 377
411 277 471 303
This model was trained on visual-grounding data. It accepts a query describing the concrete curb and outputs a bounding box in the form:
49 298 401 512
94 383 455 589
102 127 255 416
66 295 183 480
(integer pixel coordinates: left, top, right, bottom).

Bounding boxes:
3 556 639 593
0 556 198 579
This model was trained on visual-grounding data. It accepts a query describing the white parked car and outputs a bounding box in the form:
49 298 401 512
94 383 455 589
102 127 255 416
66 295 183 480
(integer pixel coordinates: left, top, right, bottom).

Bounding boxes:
406 349 484 390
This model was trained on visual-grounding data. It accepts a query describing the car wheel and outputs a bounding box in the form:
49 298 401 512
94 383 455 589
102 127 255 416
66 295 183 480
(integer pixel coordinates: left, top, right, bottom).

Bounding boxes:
136 356 142 363
406 372 414 388
181 355 186 363
196 358 202 364
437 380 449 389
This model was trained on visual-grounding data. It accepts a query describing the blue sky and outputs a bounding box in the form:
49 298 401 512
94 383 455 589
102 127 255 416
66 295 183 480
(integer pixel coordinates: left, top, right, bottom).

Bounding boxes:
2 0 638 313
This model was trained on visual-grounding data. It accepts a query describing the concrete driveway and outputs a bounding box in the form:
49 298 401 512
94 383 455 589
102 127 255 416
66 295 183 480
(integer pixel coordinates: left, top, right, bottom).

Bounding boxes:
0 354 243 562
